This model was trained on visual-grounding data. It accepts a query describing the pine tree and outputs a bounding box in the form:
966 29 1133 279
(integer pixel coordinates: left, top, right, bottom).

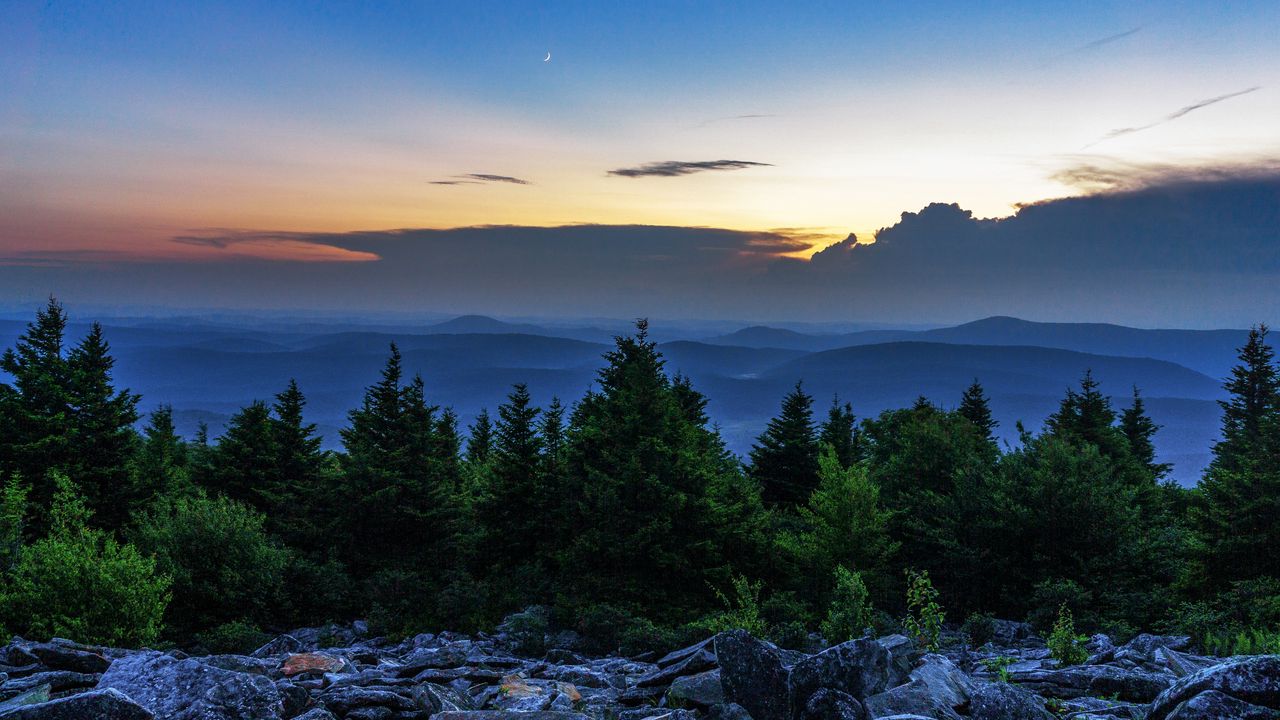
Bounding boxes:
207 401 280 509
818 397 861 468
268 380 326 542
958 379 998 442
1045 371 1129 460
1119 387 1169 479
466 410 493 466
749 381 820 507
66 323 141 529
128 405 190 508
559 320 761 621
540 397 566 475
1194 326 1280 589
474 385 547 606
0 298 74 531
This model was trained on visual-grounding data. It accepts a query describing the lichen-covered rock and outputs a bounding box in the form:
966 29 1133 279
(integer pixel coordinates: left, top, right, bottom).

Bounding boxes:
716 631 791 720
1162 689 1280 719
1008 664 1173 702
1148 655 1280 720
801 688 866 720
96 651 284 720
668 669 724 708
789 637 891 717
0 688 152 720
863 654 973 720
968 682 1053 720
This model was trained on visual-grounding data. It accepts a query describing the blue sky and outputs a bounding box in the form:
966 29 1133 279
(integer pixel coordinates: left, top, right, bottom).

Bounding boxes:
1 1 1278 322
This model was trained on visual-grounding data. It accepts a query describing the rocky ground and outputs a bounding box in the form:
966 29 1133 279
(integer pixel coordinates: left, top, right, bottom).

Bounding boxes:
0 620 1276 720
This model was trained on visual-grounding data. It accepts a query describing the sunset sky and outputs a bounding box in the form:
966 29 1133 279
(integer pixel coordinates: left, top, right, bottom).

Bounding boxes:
2 1 1279 323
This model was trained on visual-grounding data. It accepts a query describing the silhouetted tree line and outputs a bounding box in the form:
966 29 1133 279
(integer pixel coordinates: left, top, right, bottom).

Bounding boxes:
1 299 1278 653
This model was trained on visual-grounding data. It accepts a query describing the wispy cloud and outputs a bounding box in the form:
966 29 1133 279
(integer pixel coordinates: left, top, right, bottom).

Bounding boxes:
695 114 777 128
1086 86 1262 148
429 174 531 186
1075 26 1142 52
1050 158 1280 193
607 160 772 178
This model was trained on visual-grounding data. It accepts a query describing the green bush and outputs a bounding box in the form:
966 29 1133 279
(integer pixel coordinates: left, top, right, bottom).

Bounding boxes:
692 574 767 637
1047 603 1089 666
1203 628 1280 657
195 620 270 654
1027 579 1093 634
982 655 1016 682
962 612 996 647
499 605 550 656
574 603 633 655
619 617 689 657
821 566 875 643
131 492 289 641
903 569 945 651
0 476 170 646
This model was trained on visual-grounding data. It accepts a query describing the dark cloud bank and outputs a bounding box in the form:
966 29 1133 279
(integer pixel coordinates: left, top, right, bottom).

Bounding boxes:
4 169 1280 326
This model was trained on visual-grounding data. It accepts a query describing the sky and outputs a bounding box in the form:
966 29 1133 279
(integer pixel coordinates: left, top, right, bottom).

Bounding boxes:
2 1 1279 324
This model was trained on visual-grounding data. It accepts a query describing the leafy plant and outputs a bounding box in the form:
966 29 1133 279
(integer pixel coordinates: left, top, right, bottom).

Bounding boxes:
195 620 270 654
821 565 875 642
982 655 1016 683
1202 628 1280 656
694 574 768 637
903 569 945 651
1047 603 1089 666
962 612 996 647
498 605 550 656
0 474 171 646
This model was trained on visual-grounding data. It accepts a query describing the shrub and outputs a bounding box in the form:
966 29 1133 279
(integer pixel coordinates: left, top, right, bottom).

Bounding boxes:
1202 628 1280 657
962 612 996 647
770 621 811 651
574 603 632 655
821 566 875 643
0 475 27 575
131 492 289 641
982 655 1016 683
498 606 550 656
0 475 170 646
1047 603 1089 666
1027 578 1092 634
195 620 270 654
693 575 767 637
903 569 945 651
619 617 688 657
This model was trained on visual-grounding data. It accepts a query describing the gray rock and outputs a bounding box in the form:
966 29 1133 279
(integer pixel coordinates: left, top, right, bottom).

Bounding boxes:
292 709 338 720
253 635 304 659
0 670 98 695
1152 647 1218 678
320 686 419 715
1163 689 1280 719
707 703 754 720
717 631 791 720
875 636 917 690
23 643 111 674
636 645 717 688
789 637 891 716
1149 655 1280 720
862 655 973 720
97 650 284 720
0 688 152 720
275 681 309 717
397 644 471 677
428 713 591 720
655 639 714 669
668 669 724 709
800 689 866 720
1008 664 1173 702
968 683 1053 720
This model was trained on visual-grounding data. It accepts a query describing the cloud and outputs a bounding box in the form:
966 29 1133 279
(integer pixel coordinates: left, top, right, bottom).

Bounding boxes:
6 168 1280 327
696 114 777 128
1050 158 1280 193
429 174 531 186
607 160 772 178
1075 26 1142 52
1087 86 1262 147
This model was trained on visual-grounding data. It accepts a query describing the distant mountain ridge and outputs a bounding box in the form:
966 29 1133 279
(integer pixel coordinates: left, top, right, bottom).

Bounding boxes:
0 313 1248 486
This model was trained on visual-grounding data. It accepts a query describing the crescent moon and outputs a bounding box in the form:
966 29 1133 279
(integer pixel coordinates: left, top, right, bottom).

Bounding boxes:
544 52 551 62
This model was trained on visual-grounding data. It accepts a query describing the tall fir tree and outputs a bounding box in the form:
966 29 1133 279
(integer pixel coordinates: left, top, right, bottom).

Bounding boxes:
958 379 998 443
128 405 190 509
466 409 493 466
1194 326 1280 590
749 381 820 507
1119 387 1170 480
818 397 861 468
207 400 280 509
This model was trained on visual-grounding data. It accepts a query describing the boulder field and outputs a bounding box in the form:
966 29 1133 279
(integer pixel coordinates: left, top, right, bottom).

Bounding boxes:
0 622 1276 719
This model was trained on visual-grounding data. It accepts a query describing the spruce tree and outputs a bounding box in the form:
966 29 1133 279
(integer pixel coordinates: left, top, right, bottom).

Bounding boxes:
466 410 493 466
0 299 73 531
128 405 190 508
207 400 280 509
749 381 820 507
958 379 998 442
818 397 861 468
1195 326 1280 589
66 323 141 529
560 320 760 621
269 380 326 543
1119 387 1169 479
